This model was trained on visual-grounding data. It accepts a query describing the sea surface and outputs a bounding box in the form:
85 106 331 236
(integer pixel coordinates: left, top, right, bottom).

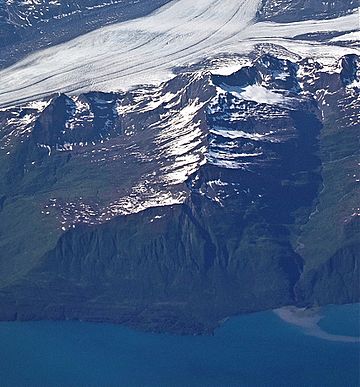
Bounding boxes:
0 304 359 387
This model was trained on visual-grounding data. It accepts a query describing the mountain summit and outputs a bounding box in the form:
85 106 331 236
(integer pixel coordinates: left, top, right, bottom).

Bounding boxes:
0 43 358 332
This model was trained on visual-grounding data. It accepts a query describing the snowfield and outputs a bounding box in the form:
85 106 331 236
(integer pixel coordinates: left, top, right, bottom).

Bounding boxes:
0 0 358 107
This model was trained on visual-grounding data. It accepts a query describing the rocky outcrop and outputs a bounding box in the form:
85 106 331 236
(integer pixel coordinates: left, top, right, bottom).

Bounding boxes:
257 0 358 22
0 5 20 47
0 202 303 334
31 92 120 150
0 52 358 334
340 54 360 87
296 242 360 306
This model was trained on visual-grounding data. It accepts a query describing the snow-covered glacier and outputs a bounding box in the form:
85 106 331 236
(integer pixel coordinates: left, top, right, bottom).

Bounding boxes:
0 0 358 107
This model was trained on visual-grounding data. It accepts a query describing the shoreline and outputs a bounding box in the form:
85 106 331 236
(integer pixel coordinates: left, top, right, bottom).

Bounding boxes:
274 305 360 343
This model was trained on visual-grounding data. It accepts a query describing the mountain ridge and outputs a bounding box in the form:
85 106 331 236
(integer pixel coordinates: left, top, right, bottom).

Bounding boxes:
0 49 358 334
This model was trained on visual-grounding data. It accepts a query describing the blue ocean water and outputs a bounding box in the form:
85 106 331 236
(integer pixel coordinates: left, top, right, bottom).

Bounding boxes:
318 303 360 337
0 304 358 387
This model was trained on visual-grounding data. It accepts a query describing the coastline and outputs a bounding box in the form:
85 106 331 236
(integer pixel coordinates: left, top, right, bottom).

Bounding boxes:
274 305 360 343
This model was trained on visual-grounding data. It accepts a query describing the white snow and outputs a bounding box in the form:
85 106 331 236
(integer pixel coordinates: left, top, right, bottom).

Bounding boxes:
0 0 358 107
210 58 252 75
209 128 275 141
23 100 50 111
348 80 360 88
154 98 209 185
330 30 360 42
229 84 285 104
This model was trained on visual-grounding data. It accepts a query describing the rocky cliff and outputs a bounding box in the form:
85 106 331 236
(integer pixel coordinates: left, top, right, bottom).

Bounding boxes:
0 50 358 334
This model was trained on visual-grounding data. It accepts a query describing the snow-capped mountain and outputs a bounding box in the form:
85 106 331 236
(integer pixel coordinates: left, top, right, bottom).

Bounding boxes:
0 32 358 332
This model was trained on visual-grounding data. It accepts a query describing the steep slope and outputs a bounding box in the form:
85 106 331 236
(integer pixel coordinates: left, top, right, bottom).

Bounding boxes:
257 0 358 22
294 54 360 305
0 50 358 333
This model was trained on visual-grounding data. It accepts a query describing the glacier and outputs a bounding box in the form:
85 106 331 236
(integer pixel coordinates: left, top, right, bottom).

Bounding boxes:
0 0 358 108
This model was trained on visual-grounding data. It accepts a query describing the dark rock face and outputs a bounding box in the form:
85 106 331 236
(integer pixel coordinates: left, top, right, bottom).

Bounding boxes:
0 203 303 334
32 94 77 147
212 66 258 89
255 55 301 92
0 52 358 334
0 4 20 47
257 0 358 22
0 23 20 48
340 54 360 87
294 54 360 307
32 92 120 149
296 241 360 306
213 55 301 95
